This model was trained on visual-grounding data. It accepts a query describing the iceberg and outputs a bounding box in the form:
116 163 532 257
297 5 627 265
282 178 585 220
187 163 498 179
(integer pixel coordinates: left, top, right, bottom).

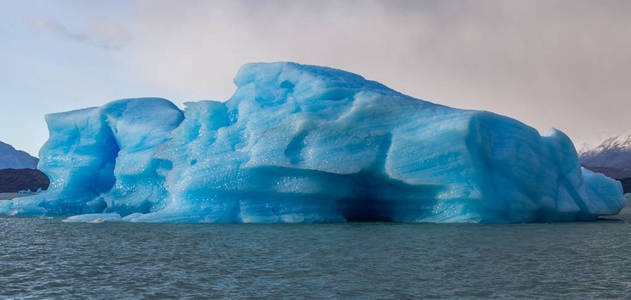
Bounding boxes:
0 62 625 223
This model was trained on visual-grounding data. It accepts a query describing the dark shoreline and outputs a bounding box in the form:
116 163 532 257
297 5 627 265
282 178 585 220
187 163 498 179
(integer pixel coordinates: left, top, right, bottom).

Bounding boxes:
0 168 49 193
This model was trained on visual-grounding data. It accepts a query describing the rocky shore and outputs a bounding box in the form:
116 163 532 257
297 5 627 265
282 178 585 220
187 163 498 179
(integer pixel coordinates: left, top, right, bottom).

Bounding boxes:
0 169 49 193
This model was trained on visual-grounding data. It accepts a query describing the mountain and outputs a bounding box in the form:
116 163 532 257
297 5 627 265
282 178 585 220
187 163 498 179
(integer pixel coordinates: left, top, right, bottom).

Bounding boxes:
580 129 631 179
0 141 38 169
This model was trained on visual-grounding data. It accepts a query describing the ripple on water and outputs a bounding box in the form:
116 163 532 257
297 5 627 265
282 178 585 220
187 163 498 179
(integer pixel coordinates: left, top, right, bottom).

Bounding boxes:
1 203 630 299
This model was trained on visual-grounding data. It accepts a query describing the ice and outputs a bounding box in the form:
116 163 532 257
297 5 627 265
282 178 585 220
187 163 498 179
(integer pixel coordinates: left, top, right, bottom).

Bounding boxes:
0 62 625 223
63 213 122 223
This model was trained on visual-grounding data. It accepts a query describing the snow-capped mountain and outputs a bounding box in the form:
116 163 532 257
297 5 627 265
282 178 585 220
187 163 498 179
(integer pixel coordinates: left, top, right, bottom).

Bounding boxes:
0 141 38 169
580 129 631 179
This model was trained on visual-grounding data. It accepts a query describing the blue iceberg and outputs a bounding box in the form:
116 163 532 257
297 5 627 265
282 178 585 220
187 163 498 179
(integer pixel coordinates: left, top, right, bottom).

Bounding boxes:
0 62 625 223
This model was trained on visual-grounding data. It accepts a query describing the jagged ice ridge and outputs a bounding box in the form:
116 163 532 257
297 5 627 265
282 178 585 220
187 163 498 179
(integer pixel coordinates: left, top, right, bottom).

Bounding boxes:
0 62 625 223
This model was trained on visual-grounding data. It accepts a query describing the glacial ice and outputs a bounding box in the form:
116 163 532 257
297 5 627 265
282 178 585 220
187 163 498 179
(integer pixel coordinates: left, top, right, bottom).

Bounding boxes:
0 62 625 223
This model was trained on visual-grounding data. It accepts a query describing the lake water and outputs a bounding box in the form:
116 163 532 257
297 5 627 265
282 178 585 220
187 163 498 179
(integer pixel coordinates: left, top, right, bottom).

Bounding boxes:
2 200 630 299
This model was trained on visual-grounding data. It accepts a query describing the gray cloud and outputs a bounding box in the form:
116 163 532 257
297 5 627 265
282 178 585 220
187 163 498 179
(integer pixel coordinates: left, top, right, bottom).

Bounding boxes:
28 17 89 43
28 17 129 50
27 0 631 149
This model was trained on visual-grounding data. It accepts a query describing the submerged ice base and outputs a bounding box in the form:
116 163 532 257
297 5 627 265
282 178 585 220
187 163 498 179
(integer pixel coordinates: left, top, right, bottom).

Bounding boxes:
0 62 625 223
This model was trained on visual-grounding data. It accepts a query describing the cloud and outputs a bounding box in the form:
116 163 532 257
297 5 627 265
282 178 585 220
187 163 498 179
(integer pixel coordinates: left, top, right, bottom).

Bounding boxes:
112 0 631 148
27 17 129 50
20 0 631 148
28 17 89 43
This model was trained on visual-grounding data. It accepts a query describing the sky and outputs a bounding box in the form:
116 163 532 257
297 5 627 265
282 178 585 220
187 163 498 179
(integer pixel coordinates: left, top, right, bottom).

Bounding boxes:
1 0 630 156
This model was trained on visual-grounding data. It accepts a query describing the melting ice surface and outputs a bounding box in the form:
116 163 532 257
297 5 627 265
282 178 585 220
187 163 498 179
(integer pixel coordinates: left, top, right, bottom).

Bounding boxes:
1 62 626 223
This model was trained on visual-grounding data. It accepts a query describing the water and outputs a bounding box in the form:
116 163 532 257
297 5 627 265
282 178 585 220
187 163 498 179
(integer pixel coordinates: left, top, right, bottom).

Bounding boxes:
2 203 631 299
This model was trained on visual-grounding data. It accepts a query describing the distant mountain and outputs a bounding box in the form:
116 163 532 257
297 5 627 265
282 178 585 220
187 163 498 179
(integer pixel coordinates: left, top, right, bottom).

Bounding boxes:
0 141 38 169
0 142 39 169
580 129 631 179
0 142 45 193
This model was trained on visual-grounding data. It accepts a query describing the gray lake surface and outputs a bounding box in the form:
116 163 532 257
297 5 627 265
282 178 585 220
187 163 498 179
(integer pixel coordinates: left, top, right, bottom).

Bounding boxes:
0 193 32 200
1 200 630 299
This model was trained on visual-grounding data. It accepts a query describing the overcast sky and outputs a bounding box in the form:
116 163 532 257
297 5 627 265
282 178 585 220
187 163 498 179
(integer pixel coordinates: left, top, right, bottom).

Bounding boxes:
1 0 630 156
